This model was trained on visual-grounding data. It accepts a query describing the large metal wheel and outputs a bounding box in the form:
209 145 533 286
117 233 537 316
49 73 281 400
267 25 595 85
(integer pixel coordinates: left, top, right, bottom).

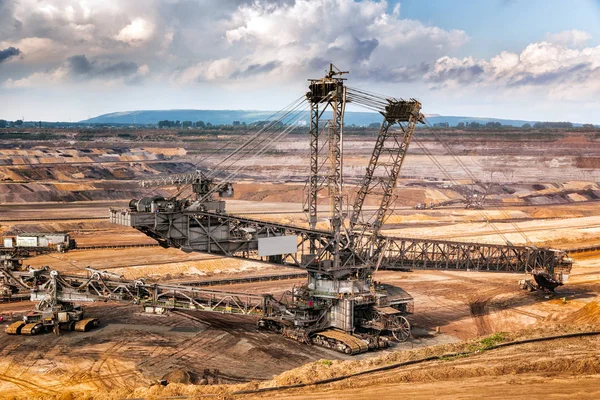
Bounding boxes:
389 315 411 342
362 309 382 332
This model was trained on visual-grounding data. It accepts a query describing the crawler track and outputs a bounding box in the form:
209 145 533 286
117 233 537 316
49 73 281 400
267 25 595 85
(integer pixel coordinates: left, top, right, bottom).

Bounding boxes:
312 330 369 355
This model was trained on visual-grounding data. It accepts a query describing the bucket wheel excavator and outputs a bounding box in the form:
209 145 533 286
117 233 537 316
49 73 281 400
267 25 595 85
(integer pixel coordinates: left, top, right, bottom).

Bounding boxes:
111 65 425 353
3 66 571 355
108 65 570 352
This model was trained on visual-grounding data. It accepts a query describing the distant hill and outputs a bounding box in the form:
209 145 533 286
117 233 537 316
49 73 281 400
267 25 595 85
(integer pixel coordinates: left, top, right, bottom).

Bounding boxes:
81 109 387 126
80 109 585 127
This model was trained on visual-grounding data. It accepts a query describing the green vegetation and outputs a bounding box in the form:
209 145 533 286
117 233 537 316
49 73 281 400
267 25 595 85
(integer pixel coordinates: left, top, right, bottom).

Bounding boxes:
478 332 507 350
438 332 508 362
439 353 470 361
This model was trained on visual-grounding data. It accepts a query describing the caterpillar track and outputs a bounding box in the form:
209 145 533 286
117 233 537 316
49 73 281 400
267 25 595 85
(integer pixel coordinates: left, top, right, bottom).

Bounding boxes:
21 323 43 336
5 321 25 335
311 329 369 355
74 318 99 332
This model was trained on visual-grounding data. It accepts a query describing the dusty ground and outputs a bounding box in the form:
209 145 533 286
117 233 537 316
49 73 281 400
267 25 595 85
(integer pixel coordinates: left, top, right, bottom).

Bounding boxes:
244 333 600 400
0 128 599 398
0 220 598 399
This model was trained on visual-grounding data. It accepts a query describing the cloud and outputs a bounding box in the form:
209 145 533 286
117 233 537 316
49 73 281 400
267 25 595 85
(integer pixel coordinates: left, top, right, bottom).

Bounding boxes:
2 0 596 114
4 54 148 87
176 58 236 83
0 37 65 63
65 55 140 78
426 56 485 87
231 61 282 78
213 0 468 82
367 63 430 83
116 18 155 46
327 35 380 63
546 29 591 47
0 47 21 64
424 37 600 101
507 62 592 87
0 0 22 39
0 0 469 87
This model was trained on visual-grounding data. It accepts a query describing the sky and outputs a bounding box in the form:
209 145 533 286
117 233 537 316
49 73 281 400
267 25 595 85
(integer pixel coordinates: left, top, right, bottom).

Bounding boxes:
1 0 600 122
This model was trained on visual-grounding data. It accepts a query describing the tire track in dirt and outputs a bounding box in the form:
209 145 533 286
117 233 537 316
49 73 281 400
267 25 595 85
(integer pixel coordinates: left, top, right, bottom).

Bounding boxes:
13 336 62 379
52 339 131 392
0 372 59 397
137 329 220 370
0 341 23 378
88 339 130 390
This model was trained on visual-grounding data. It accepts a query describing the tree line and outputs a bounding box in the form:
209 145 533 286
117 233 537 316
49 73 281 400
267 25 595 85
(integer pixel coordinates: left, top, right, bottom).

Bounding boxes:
157 120 254 129
0 119 23 128
429 121 598 129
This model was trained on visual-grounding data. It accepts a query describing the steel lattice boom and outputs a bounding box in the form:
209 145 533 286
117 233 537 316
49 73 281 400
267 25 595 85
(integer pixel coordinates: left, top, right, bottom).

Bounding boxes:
109 208 572 278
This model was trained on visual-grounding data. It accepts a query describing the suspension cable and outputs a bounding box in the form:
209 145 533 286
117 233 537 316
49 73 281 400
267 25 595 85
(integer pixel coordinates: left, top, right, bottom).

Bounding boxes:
421 118 531 245
189 109 309 203
170 97 309 200
138 95 308 199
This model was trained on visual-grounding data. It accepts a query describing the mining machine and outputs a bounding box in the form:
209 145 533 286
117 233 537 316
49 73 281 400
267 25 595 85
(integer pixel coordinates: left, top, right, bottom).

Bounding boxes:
109 65 571 281
110 65 421 352
107 65 571 352
4 67 571 355
3 266 99 335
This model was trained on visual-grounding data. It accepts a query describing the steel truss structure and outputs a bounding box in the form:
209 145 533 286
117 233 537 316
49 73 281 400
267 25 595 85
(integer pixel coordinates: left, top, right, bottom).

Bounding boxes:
306 66 348 234
2 267 268 316
109 208 571 277
379 236 569 274
102 66 572 353
349 101 424 237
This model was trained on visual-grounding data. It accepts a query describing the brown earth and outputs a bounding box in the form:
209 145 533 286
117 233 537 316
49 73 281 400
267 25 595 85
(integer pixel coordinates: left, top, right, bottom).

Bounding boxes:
0 128 599 398
0 237 597 399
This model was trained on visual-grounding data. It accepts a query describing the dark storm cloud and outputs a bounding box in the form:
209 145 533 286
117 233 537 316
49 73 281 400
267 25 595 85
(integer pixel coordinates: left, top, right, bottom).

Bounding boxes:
100 61 139 77
0 47 21 64
65 55 140 80
67 55 93 75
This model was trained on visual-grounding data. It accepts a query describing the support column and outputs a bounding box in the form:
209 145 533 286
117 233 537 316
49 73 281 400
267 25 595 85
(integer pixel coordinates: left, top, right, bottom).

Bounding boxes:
308 102 319 232
328 84 345 269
